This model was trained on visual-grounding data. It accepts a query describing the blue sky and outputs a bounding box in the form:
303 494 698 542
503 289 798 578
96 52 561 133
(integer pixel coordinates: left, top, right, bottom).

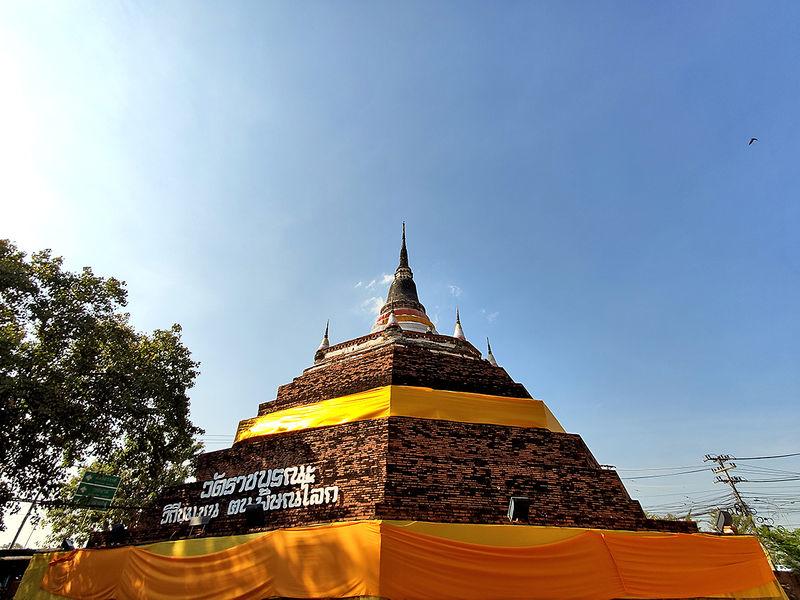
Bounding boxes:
1 1 799 540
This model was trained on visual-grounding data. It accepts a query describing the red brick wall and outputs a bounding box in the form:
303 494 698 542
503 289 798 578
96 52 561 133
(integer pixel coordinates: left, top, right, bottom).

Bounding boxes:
380 418 694 532
258 342 531 416
390 344 531 399
128 415 693 543
133 420 387 542
260 345 394 415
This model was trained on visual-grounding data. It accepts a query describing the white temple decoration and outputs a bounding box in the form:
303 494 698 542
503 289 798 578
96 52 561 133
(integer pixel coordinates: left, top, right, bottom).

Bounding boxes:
453 308 466 341
317 320 330 351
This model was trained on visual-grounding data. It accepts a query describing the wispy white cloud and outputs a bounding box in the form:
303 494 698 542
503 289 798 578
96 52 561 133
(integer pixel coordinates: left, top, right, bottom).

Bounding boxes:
354 274 391 318
361 296 384 315
364 274 391 290
480 308 499 323
448 284 462 297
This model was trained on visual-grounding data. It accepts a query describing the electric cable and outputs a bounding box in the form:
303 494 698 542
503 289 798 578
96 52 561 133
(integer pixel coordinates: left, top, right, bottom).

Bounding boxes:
734 452 800 461
621 468 708 480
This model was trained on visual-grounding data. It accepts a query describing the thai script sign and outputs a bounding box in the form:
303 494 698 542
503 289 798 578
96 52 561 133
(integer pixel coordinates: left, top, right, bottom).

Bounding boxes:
200 465 317 498
160 463 339 526
161 502 220 525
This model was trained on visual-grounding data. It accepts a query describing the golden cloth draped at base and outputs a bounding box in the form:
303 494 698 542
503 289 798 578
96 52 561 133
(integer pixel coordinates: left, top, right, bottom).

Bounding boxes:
18 520 786 600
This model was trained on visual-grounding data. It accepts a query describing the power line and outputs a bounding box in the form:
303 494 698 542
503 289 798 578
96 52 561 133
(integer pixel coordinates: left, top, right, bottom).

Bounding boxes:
734 451 800 461
9 497 149 511
617 465 704 472
743 477 800 483
616 453 800 474
622 468 708 480
636 488 724 498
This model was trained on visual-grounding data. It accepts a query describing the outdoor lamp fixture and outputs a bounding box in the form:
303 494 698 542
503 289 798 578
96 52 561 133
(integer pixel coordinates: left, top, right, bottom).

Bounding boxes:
715 510 735 534
508 497 530 522
188 515 211 528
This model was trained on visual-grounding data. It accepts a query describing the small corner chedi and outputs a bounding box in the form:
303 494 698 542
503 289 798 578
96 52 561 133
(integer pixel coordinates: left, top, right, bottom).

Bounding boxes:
20 227 783 600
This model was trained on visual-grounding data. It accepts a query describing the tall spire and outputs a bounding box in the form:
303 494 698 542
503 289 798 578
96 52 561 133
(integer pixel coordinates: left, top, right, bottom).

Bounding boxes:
316 320 330 352
384 224 422 305
486 337 498 366
371 224 435 334
399 222 409 269
453 307 466 340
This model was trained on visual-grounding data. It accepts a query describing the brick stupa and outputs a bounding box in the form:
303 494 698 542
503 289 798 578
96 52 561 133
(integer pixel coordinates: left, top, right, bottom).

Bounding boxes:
131 226 694 543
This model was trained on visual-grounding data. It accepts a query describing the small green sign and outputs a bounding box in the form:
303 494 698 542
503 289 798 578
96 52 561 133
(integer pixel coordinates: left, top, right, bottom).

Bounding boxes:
74 495 112 508
72 471 121 508
82 472 121 488
76 483 116 500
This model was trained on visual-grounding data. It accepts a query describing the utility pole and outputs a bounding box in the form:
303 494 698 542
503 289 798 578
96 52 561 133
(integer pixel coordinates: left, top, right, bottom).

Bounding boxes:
704 454 756 532
9 491 41 549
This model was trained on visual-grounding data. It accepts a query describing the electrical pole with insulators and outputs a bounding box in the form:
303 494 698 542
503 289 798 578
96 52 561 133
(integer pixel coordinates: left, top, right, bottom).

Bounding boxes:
704 454 756 533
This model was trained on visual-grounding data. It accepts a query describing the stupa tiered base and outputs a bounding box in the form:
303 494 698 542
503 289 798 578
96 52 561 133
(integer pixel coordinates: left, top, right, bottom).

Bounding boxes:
18 228 783 599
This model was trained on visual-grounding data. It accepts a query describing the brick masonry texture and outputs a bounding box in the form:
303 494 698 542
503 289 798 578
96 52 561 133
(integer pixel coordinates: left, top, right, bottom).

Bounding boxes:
380 417 694 533
129 417 693 543
133 419 388 543
258 340 531 416
120 334 695 545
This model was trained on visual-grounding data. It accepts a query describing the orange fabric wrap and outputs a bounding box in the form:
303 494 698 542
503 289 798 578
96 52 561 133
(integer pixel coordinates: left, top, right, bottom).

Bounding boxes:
235 385 565 442
380 527 623 600
39 521 780 600
603 532 777 598
43 521 380 600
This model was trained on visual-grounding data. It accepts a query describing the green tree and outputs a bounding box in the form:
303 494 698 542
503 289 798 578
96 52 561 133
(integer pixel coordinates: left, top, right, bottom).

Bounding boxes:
759 526 800 571
644 511 694 522
0 239 203 535
45 434 201 547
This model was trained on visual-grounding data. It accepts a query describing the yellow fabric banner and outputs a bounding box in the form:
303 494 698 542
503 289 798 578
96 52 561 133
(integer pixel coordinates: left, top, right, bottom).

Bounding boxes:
31 520 784 600
235 385 565 442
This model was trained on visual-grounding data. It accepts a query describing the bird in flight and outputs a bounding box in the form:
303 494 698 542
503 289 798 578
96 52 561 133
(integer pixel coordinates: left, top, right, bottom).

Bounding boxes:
748 137 758 145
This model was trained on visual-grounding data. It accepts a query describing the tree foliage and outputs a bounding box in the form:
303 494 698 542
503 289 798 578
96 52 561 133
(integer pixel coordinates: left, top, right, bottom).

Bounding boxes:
759 526 800 571
0 239 203 534
644 511 694 522
45 437 201 547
